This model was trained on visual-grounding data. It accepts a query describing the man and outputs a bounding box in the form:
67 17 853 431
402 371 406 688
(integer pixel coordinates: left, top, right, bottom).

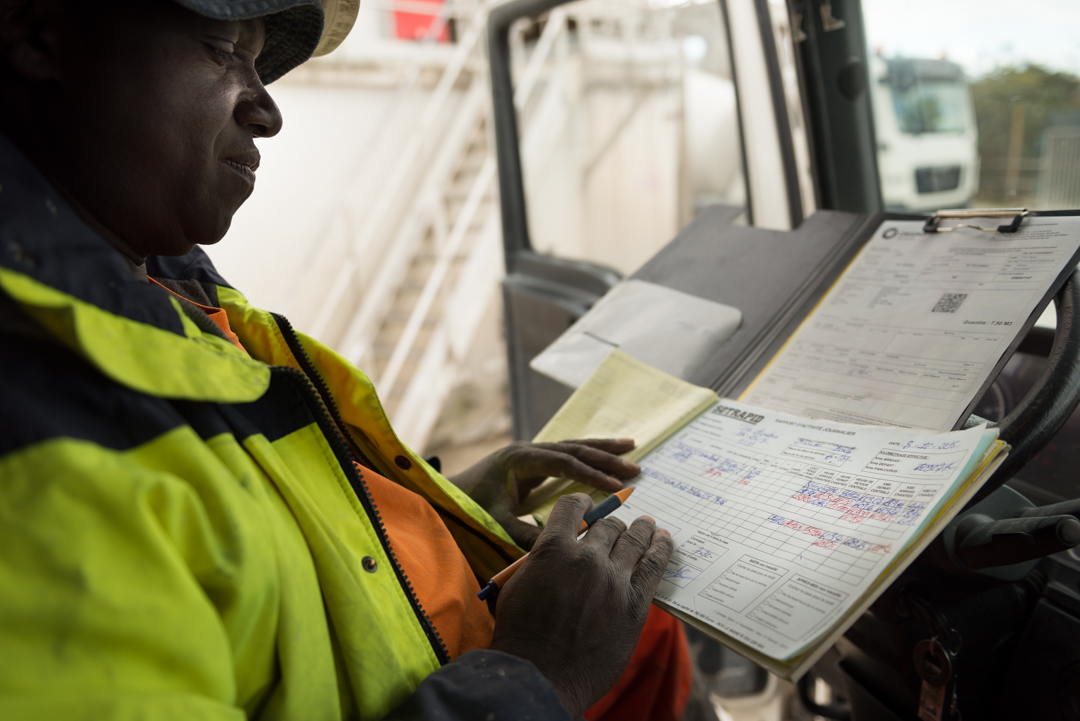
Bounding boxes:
0 0 694 718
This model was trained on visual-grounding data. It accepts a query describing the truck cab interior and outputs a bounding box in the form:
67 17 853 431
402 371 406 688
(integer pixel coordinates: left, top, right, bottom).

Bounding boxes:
486 0 1080 718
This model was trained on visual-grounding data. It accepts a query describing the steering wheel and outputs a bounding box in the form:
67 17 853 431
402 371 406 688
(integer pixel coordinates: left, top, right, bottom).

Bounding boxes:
966 268 1080 506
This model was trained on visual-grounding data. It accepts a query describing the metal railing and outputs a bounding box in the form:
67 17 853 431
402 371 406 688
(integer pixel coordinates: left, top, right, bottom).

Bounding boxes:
336 79 490 369
277 2 469 321
308 10 489 342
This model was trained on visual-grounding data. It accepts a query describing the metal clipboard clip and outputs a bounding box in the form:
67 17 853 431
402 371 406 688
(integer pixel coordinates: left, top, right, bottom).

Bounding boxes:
923 208 1028 234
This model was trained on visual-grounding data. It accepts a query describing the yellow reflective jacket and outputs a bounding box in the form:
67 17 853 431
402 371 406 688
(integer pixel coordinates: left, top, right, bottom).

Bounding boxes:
0 137 538 720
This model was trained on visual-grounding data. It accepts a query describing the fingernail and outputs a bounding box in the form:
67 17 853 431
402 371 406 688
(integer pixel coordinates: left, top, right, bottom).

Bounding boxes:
659 528 671 537
618 438 635 445
626 462 641 473
641 515 655 523
609 477 625 488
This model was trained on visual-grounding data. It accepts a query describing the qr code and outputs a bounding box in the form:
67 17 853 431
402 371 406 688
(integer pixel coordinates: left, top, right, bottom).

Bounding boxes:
932 293 968 313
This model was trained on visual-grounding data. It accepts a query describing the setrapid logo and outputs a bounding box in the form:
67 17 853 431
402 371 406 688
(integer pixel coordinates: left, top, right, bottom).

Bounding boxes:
711 405 764 425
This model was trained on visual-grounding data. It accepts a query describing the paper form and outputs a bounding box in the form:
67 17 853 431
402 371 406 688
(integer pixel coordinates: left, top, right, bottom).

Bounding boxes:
521 350 718 516
607 399 995 660
530 279 742 389
741 216 1080 431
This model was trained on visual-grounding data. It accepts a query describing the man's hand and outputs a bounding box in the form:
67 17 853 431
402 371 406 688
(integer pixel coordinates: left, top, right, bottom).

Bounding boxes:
489 493 674 717
448 439 641 548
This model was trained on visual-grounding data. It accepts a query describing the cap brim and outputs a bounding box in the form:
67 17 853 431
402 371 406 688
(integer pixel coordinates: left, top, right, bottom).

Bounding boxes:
313 0 361 57
173 0 360 83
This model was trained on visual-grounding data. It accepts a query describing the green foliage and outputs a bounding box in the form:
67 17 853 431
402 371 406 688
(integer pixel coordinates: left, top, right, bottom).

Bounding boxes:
971 64 1080 161
969 65 1080 202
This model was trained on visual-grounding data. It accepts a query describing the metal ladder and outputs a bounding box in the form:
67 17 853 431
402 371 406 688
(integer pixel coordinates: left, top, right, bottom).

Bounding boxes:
286 0 502 450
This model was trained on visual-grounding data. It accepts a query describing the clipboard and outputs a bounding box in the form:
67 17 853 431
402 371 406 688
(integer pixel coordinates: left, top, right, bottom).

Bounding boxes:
628 206 1080 430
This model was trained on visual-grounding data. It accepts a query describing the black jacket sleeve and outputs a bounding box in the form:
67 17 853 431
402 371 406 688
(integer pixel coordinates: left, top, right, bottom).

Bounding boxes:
386 650 575 721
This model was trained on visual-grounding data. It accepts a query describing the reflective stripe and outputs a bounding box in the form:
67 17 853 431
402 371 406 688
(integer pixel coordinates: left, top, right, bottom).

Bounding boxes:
1 248 523 717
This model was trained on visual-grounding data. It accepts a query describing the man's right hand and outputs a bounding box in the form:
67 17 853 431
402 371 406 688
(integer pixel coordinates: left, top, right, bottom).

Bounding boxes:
488 493 675 717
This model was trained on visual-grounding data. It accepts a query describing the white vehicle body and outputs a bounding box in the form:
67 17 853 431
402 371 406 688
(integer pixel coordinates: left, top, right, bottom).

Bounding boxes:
869 56 980 212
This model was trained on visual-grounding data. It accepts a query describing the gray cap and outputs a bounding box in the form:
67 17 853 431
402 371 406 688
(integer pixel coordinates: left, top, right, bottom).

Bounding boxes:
173 0 360 84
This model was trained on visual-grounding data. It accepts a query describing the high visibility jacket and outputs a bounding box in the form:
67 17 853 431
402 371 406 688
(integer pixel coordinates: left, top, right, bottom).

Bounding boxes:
0 135 572 720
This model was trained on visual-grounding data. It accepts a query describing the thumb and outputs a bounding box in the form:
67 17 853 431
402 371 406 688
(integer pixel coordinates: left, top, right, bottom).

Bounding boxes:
629 529 674 607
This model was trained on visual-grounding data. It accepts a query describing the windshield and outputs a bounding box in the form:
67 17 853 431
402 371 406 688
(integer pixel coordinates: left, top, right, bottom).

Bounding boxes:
891 80 969 134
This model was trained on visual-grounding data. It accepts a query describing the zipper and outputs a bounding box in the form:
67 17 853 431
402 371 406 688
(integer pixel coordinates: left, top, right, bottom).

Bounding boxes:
273 317 521 566
271 313 378 472
270 314 451 666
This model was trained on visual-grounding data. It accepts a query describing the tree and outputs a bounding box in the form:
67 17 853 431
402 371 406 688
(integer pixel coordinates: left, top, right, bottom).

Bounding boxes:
970 65 1080 203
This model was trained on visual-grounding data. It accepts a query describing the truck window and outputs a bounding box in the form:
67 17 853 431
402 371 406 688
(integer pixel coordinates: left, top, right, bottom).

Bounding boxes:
888 64 969 135
509 0 746 276
862 0 1080 213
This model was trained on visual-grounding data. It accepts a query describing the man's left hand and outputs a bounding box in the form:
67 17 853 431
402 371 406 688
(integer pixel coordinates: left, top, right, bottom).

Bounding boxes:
448 439 641 548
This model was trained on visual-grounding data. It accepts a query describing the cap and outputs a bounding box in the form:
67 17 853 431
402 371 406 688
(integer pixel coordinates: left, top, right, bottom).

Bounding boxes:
172 0 360 84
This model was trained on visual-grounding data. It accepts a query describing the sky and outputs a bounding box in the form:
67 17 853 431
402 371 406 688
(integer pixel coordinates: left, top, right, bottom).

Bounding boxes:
862 0 1080 78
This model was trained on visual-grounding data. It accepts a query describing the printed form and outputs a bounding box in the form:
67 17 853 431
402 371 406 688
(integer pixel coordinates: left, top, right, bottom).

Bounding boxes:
742 216 1080 431
607 399 995 660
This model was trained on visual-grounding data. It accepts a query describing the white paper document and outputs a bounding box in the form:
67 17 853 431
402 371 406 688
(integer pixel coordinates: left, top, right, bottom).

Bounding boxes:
741 216 1080 430
607 399 996 660
530 279 742 389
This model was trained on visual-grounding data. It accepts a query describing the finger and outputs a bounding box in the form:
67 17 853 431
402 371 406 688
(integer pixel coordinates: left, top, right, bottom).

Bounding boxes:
518 451 626 493
609 515 657 569
580 516 627 553
538 493 594 546
549 440 642 479
629 528 675 604
561 438 636 454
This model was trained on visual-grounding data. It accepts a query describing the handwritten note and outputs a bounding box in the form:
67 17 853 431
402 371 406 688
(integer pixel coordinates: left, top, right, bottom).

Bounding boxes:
607 398 996 661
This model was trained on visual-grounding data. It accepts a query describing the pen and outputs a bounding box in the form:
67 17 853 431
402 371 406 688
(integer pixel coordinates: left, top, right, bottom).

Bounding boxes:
477 487 635 600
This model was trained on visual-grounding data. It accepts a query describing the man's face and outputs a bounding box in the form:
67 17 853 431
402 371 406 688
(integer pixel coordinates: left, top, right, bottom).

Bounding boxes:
26 0 283 257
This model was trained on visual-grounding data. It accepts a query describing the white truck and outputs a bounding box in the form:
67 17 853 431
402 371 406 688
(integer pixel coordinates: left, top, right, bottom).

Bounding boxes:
869 56 980 212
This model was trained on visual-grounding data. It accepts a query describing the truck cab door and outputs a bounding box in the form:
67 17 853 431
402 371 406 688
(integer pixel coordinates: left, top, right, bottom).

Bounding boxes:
489 0 809 439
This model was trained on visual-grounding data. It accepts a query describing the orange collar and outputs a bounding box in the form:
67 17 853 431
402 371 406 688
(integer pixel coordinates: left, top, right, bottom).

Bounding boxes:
148 277 248 355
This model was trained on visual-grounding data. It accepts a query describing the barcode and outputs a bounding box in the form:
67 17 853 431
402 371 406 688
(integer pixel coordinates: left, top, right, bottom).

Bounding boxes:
932 293 968 313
